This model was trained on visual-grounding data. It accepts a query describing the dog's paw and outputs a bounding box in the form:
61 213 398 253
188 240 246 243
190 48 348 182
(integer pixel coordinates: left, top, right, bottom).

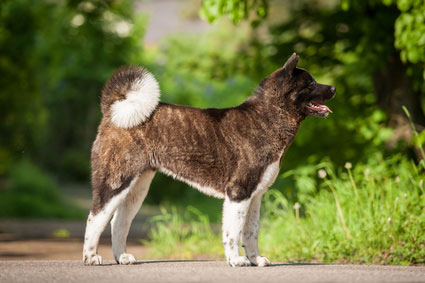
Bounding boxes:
83 254 103 265
227 256 252 267
118 253 137 265
251 256 271 267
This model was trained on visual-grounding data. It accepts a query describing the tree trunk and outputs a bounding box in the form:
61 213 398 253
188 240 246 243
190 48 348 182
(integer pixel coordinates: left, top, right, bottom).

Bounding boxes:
373 53 425 156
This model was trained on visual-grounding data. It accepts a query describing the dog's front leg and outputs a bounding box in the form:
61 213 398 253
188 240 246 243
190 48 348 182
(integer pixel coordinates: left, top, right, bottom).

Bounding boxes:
242 192 271 267
222 195 252 267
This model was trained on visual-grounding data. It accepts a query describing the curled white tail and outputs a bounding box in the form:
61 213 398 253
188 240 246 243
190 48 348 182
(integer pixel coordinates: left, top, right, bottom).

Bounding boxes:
110 70 160 129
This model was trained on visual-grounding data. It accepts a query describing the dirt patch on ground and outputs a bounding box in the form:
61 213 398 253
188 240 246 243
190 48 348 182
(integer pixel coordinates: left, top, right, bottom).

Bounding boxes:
0 239 148 261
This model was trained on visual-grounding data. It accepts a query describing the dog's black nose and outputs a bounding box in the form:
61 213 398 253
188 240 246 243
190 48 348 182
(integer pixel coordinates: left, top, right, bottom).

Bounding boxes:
330 86 336 93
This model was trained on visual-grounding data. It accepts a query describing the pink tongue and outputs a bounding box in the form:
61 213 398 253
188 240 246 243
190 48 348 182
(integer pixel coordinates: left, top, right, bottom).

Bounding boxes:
312 102 332 113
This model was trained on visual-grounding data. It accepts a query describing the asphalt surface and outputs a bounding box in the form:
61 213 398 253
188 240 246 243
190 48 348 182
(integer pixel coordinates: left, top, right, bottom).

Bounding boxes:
1 260 424 283
0 239 149 261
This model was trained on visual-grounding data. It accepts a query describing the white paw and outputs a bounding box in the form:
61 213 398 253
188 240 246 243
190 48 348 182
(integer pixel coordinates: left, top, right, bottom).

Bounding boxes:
252 256 271 267
83 254 103 265
227 256 252 267
118 253 136 265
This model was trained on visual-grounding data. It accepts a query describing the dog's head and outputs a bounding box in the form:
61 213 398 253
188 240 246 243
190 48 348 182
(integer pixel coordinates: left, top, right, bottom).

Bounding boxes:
261 53 335 118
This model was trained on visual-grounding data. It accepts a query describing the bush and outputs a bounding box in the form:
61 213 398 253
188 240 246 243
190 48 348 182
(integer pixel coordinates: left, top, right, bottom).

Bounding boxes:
0 160 85 219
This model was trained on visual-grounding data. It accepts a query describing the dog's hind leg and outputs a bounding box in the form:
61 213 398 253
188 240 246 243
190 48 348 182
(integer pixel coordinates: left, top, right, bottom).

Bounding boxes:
83 185 132 265
222 195 252 267
242 192 271 267
111 170 155 264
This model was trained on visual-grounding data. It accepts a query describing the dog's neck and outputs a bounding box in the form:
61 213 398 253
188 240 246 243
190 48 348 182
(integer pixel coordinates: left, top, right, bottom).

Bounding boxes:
243 93 302 150
274 107 303 148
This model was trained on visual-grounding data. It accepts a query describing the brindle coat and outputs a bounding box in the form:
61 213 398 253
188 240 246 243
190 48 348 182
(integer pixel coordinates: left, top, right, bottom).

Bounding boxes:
84 53 335 266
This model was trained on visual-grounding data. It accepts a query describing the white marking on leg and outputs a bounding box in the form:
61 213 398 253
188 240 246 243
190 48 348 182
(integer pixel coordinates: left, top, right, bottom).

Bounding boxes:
222 195 252 267
242 193 271 266
83 178 138 265
239 159 280 267
111 171 155 264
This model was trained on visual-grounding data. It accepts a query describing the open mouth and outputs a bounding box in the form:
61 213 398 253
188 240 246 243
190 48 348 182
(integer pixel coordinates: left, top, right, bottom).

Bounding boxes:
306 101 333 117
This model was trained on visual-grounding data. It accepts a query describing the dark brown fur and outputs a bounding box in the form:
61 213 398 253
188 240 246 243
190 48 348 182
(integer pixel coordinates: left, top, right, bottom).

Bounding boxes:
90 54 335 213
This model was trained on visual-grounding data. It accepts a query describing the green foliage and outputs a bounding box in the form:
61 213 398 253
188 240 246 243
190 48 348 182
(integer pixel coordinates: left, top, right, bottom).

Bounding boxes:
143 206 222 259
149 33 258 108
152 178 223 222
0 0 146 180
143 153 425 264
0 0 48 174
201 0 425 69
391 0 425 68
200 0 268 25
0 160 84 219
261 154 425 264
52 228 71 238
403 105 425 161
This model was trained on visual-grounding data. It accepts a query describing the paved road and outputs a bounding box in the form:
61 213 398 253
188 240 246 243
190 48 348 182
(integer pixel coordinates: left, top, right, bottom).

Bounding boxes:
0 239 148 261
1 260 424 283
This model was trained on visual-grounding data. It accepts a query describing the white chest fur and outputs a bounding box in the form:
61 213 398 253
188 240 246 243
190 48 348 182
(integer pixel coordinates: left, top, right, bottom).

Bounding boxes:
253 159 281 197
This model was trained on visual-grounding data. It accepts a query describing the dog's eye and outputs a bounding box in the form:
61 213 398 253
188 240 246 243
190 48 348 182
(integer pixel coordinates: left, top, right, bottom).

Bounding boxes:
309 82 316 90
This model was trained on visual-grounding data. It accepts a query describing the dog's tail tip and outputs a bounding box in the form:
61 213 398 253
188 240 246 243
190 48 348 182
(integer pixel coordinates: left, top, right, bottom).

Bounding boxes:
101 66 160 129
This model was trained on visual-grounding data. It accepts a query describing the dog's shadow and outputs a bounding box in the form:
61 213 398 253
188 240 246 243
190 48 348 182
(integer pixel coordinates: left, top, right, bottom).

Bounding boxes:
96 260 324 267
270 262 324 267
133 259 215 265
130 260 324 267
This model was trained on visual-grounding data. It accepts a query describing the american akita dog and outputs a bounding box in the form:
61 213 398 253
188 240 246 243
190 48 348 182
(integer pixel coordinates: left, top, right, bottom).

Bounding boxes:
83 53 335 267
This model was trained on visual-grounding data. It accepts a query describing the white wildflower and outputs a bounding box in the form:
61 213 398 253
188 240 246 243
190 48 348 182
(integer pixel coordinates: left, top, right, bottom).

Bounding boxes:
395 176 400 183
344 162 352 170
293 202 301 210
71 14 85 27
318 169 327 179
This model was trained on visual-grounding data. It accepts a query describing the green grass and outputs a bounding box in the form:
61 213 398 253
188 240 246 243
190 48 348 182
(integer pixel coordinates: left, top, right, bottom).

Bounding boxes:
143 153 425 264
142 206 223 259
261 153 425 264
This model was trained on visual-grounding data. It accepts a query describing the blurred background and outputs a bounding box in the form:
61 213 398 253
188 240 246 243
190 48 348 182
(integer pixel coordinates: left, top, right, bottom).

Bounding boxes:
0 0 424 264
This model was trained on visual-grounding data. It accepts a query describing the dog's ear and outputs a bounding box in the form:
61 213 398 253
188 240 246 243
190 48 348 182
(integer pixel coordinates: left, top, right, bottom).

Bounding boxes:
283 53 299 74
